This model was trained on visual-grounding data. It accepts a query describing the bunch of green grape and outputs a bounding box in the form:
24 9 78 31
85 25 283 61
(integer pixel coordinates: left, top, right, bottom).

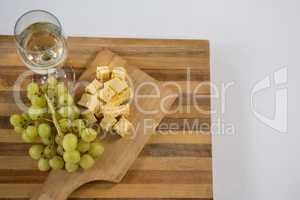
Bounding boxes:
10 77 104 172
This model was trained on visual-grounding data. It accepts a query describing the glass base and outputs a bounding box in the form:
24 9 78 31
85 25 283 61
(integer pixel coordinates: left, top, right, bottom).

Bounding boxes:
33 65 76 85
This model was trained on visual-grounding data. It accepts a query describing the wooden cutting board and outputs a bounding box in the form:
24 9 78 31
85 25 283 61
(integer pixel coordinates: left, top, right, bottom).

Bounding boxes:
31 50 178 200
0 36 212 200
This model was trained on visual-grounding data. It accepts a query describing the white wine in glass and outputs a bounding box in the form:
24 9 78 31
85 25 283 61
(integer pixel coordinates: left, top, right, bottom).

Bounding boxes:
14 10 74 82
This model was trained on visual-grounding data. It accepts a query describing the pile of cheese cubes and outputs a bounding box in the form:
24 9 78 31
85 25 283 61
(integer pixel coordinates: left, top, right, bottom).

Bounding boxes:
77 66 133 137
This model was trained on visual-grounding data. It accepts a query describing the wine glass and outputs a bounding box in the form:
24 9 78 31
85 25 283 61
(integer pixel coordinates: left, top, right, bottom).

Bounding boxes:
14 10 75 83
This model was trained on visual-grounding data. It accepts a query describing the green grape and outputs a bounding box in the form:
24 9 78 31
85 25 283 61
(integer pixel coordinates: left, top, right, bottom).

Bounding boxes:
79 154 95 169
58 106 79 119
57 82 68 96
47 76 57 87
40 83 48 93
41 137 52 145
71 106 80 119
80 128 97 143
49 156 64 170
63 150 80 164
58 106 73 119
58 94 73 106
25 126 38 141
21 132 35 143
62 133 78 151
44 145 56 158
14 81 106 173
21 113 32 124
38 123 51 138
56 146 64 156
58 118 71 133
45 86 58 100
78 140 90 153
72 119 86 133
55 135 64 145
27 82 40 95
27 92 34 100
29 144 44 160
88 142 104 158
31 95 47 107
10 114 24 127
28 106 45 120
44 83 57 104
14 126 24 134
38 158 50 171
65 162 79 172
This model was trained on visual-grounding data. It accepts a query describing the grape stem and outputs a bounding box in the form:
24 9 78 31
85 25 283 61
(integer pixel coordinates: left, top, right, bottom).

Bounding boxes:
42 118 53 123
44 94 63 137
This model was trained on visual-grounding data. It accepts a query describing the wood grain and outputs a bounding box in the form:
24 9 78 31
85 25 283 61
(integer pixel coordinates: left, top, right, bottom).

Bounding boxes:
0 156 212 171
0 36 211 200
0 184 213 199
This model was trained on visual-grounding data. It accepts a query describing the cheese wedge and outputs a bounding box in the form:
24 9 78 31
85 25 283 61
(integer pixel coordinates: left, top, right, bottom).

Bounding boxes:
85 79 103 94
81 110 97 125
113 116 133 137
111 67 126 80
98 86 116 103
77 93 99 111
100 114 117 132
107 88 131 106
87 98 102 114
102 104 129 118
104 78 128 94
94 100 104 118
96 66 111 82
77 93 92 108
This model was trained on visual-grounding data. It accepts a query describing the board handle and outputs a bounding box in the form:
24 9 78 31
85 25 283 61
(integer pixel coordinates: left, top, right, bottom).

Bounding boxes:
30 170 91 200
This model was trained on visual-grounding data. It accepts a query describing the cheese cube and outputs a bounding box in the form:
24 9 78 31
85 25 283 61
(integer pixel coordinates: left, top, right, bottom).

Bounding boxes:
87 97 102 114
113 117 133 137
77 93 98 111
85 79 103 94
81 110 97 125
98 86 116 103
104 78 128 93
108 88 131 106
100 115 117 132
96 66 111 82
103 104 129 118
77 93 92 108
94 100 104 118
111 67 127 80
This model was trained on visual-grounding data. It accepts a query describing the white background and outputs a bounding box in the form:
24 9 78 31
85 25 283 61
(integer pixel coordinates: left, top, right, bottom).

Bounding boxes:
1 0 300 199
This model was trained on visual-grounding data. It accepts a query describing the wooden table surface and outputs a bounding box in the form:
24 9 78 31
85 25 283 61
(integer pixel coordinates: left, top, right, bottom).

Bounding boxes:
0 36 212 200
